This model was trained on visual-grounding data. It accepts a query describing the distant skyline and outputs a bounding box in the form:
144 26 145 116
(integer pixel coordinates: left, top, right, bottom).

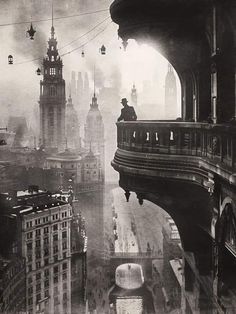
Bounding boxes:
0 0 181 124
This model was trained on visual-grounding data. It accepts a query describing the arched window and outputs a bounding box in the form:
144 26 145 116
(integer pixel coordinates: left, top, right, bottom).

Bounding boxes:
50 68 56 76
51 56 55 62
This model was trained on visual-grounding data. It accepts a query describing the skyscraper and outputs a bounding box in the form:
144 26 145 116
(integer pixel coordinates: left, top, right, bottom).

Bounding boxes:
165 64 177 119
84 93 105 182
131 83 138 107
39 21 66 152
66 95 81 150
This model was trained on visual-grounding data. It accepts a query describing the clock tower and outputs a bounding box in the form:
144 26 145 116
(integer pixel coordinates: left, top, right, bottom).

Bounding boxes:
39 23 66 152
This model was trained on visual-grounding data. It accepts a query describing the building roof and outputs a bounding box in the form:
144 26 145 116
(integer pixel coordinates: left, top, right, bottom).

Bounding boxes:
47 149 82 162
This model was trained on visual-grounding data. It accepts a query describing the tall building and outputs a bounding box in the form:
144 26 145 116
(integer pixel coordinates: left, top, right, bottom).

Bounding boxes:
71 71 77 101
66 95 81 150
84 93 105 181
16 189 72 314
39 21 66 152
131 83 138 107
77 72 83 109
83 72 90 106
164 64 177 119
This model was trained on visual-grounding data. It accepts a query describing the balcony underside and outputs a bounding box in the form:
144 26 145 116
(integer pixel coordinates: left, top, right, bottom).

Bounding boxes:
112 148 210 187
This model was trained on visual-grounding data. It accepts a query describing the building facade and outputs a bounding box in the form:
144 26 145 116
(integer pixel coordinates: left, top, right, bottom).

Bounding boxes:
16 190 72 314
39 23 66 152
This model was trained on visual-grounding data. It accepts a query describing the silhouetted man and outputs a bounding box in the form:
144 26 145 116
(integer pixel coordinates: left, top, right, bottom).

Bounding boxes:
117 98 137 122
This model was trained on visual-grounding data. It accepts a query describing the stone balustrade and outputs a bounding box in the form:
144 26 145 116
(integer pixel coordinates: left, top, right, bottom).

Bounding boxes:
116 121 236 172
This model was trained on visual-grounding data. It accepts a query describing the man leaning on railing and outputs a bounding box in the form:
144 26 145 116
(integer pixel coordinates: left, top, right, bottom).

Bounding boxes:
117 98 137 122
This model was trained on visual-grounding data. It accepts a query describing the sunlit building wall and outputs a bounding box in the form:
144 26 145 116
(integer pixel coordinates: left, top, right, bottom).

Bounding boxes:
17 194 72 314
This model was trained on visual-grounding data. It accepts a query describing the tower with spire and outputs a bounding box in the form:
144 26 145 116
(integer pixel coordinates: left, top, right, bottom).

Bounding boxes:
131 83 138 107
39 12 66 152
165 63 177 119
66 93 81 150
84 78 105 182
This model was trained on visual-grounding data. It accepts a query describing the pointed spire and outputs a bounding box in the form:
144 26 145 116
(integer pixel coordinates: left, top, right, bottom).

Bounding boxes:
51 0 55 39
93 64 96 97
91 65 98 109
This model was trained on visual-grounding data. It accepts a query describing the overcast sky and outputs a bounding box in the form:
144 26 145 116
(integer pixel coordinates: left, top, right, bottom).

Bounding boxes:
0 0 181 124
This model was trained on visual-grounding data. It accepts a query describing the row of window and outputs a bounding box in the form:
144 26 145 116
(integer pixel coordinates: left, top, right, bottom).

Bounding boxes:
27 232 67 251
25 212 70 229
27 259 68 273
26 222 68 239
28 267 60 284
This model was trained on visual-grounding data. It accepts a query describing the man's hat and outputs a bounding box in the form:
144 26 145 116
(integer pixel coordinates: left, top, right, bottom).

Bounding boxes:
121 98 128 104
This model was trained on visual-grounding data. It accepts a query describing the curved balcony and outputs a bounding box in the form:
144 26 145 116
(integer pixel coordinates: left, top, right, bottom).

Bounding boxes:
112 121 236 189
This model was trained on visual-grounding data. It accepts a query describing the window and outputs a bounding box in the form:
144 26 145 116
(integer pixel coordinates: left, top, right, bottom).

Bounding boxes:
53 245 58 254
63 282 67 290
36 240 41 248
28 264 32 272
62 222 67 228
53 234 58 242
62 272 67 280
54 296 59 305
36 261 41 269
27 254 32 262
36 293 41 303
44 258 49 266
36 283 41 292
51 56 55 61
54 286 59 295
63 292 67 300
44 279 49 288
36 229 41 237
35 218 40 225
28 286 33 294
43 217 48 223
28 298 33 305
27 232 33 239
50 68 56 76
51 46 54 51
36 272 41 280
26 221 32 229
63 252 66 259
62 231 67 239
45 290 49 298
62 242 67 250
36 251 41 259
54 255 58 263
44 248 49 257
28 276 33 284
44 227 49 234
54 275 58 284
52 214 58 221
44 237 49 245
54 266 59 274
53 224 58 231
27 242 32 251
62 262 67 270
44 269 49 277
